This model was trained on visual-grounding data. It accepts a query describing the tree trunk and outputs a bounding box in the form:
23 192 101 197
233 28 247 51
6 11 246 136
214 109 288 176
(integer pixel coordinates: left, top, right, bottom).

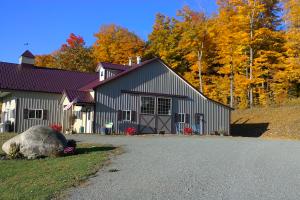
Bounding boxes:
198 43 204 93
249 0 256 108
230 55 234 108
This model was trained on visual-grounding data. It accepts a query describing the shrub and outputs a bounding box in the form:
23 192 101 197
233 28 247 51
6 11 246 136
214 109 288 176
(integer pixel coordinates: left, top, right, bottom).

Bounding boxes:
184 127 192 135
50 124 62 132
8 143 23 159
125 127 136 136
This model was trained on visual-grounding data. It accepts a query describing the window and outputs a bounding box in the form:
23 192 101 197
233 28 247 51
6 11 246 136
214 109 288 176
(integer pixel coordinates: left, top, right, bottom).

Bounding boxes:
73 111 81 119
157 98 171 115
9 110 15 119
141 96 155 114
122 110 131 121
178 113 185 123
28 109 43 119
195 113 204 124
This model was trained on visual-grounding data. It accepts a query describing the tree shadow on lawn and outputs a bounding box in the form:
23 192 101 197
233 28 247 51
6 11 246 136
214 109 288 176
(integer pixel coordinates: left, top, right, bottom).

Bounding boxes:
76 146 116 155
231 120 269 137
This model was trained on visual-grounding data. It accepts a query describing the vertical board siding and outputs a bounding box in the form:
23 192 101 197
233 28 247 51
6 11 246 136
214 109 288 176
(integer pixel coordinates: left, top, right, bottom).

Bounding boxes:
95 60 231 135
13 91 62 132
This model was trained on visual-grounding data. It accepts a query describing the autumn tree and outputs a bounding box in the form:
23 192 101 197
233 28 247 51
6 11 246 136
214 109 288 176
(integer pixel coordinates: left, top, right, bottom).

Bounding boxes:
93 24 145 64
213 0 285 108
56 33 96 72
146 14 188 73
35 54 56 68
176 6 211 92
35 33 96 72
283 0 300 98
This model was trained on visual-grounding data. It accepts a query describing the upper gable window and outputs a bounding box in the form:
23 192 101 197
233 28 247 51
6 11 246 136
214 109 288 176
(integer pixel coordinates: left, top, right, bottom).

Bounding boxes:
99 68 105 81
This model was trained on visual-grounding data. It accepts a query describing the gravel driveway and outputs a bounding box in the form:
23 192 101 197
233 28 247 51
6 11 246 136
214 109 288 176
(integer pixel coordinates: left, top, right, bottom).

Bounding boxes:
67 135 300 200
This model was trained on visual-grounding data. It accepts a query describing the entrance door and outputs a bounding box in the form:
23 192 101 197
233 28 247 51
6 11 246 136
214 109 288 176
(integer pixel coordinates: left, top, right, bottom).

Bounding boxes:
86 110 92 133
156 97 172 133
195 113 204 135
139 96 172 134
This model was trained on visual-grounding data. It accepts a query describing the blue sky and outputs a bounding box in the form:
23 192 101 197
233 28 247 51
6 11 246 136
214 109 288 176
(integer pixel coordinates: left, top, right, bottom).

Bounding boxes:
0 0 217 63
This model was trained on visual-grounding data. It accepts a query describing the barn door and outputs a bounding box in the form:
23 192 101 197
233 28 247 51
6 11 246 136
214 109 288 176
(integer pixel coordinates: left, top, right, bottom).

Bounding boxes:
156 97 172 134
138 96 172 134
139 96 156 134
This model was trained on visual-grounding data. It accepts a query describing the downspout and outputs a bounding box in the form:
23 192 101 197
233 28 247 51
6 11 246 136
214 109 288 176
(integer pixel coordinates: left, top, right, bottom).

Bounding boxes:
15 98 19 133
93 90 97 133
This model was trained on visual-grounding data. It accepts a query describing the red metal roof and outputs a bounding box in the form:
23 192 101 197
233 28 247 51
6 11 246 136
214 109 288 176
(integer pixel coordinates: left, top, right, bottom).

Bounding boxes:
63 90 94 104
79 58 157 91
100 62 130 71
0 62 98 94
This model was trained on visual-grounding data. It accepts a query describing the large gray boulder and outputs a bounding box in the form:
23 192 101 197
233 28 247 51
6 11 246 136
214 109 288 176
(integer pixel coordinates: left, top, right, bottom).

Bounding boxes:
2 125 67 159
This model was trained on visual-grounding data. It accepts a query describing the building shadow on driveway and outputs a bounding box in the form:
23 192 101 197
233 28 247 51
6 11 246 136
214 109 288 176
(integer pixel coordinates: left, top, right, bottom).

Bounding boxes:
231 122 269 137
76 146 116 155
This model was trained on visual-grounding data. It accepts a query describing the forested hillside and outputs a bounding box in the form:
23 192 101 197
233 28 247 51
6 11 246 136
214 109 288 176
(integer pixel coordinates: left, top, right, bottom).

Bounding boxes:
35 0 300 109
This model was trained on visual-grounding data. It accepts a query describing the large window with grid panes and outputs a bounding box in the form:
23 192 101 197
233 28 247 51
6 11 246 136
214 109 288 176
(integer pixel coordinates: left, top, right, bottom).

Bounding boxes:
157 97 171 115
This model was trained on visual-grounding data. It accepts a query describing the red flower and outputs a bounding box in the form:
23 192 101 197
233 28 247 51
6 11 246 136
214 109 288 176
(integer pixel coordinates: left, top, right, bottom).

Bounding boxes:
184 127 192 135
125 127 136 136
50 124 62 132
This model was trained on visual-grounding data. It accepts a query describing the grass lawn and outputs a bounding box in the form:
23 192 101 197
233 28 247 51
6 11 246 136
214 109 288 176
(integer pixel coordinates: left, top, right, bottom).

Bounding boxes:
0 133 120 200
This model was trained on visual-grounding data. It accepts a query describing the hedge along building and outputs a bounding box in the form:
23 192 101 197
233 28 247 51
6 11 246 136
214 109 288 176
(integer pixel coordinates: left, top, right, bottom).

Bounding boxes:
0 50 232 134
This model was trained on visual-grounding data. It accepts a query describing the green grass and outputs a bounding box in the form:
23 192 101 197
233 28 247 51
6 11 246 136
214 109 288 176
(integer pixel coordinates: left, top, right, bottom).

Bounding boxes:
0 133 119 200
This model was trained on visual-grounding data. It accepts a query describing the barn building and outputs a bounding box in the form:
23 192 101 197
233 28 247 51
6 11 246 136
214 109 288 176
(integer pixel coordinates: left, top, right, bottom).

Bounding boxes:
0 50 232 135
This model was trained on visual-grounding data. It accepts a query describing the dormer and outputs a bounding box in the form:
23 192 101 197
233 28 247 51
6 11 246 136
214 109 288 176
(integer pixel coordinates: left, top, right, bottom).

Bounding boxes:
96 62 129 81
18 50 35 69
99 66 106 81
19 50 35 65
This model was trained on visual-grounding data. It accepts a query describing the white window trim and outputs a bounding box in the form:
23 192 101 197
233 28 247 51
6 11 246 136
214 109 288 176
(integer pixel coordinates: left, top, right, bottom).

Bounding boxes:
122 110 131 122
178 113 186 123
157 97 172 116
28 109 43 120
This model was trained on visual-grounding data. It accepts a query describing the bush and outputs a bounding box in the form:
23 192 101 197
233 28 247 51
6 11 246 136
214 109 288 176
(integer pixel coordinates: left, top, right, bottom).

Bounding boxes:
125 127 136 136
184 127 192 135
50 124 62 132
8 143 23 159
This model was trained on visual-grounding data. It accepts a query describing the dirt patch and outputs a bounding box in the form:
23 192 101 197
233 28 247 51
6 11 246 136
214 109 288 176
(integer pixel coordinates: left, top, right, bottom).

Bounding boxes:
231 105 300 139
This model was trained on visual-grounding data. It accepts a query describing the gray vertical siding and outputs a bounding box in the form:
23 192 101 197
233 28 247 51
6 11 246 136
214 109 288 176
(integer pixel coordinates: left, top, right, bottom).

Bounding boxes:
106 69 121 79
12 91 63 132
95 60 231 134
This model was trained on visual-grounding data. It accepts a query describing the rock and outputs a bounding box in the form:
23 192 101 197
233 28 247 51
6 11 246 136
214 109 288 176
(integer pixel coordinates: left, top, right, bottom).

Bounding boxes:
2 125 67 159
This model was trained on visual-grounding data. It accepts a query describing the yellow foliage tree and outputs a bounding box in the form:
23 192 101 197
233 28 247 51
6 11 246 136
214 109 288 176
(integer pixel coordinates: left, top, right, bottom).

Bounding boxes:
93 24 145 64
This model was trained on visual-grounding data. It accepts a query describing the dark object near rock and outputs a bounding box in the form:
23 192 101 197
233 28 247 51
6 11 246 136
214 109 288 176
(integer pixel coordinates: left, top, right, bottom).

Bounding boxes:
2 125 67 159
67 139 77 148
